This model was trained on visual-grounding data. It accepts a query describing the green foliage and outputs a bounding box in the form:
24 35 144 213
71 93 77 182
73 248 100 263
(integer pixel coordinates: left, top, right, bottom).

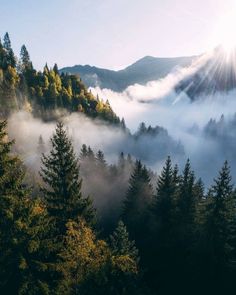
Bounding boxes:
1 118 236 294
3 32 16 68
203 162 235 270
152 156 176 225
110 220 139 261
0 32 120 125
122 160 153 251
19 45 32 73
40 122 95 231
0 121 50 294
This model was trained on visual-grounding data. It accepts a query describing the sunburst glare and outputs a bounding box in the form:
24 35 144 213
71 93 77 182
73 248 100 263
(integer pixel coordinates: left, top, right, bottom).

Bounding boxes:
214 9 236 56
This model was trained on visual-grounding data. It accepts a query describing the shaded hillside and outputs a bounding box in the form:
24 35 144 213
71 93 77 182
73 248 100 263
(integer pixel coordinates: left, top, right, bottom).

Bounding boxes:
60 55 195 91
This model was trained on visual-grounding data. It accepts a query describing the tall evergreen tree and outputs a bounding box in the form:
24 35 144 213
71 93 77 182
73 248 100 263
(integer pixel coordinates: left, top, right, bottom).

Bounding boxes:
40 122 95 232
176 159 197 243
20 44 32 72
3 32 16 68
0 38 6 69
149 157 178 291
110 220 139 262
96 150 107 170
0 121 50 294
173 160 200 292
202 161 235 290
152 156 176 226
122 160 153 246
79 144 88 160
53 63 59 75
87 146 95 161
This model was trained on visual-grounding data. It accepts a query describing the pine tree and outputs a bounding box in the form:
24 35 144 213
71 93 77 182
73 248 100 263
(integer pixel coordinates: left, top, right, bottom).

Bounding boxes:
0 38 6 69
53 63 59 75
106 220 142 295
110 220 139 262
173 159 201 291
3 32 16 68
87 146 95 161
149 157 178 290
194 178 206 230
176 159 197 240
194 178 205 201
96 150 107 170
152 156 176 224
79 144 88 160
43 64 50 79
203 161 235 280
0 121 50 294
138 122 146 134
3 33 11 51
40 122 95 232
122 160 153 244
20 44 32 72
173 163 180 184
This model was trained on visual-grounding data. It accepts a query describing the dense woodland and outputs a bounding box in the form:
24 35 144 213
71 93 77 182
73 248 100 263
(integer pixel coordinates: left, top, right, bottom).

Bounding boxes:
0 119 236 294
0 33 120 123
1 32 236 294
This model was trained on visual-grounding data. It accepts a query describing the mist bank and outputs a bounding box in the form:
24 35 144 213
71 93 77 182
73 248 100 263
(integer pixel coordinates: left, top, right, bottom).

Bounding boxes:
7 51 236 186
8 111 182 165
90 53 236 185
7 111 183 222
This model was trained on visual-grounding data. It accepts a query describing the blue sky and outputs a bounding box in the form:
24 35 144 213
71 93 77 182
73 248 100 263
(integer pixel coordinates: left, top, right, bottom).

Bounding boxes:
0 0 235 70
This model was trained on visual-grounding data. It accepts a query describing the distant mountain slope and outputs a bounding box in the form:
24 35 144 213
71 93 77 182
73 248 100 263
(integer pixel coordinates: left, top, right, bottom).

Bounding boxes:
60 55 196 91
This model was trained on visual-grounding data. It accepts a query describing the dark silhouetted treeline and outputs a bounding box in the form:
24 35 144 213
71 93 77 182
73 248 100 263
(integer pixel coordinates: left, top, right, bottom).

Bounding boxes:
1 119 236 294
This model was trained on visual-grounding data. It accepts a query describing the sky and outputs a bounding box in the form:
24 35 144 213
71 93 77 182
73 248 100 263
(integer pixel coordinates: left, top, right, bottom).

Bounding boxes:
0 0 235 70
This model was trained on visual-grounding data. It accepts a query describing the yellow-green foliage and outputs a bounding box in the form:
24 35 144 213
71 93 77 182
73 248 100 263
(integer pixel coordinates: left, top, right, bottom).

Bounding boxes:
57 219 139 294
0 33 120 124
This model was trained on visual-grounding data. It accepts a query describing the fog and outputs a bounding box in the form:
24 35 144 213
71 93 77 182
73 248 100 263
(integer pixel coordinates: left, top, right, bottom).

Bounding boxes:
90 56 236 185
7 51 236 195
6 110 181 227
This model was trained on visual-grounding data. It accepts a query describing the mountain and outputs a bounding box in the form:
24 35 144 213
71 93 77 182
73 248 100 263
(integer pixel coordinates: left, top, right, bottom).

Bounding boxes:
176 46 236 100
60 55 196 91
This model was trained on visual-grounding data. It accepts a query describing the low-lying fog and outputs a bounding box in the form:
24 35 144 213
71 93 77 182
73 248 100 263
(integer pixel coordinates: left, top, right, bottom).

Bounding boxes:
7 52 236 187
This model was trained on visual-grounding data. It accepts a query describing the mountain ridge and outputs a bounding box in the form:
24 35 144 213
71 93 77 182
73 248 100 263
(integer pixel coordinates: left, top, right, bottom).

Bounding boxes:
60 55 197 91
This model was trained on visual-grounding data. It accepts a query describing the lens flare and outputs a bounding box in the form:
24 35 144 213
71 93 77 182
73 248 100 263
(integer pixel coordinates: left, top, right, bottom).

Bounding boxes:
220 18 236 54
215 9 236 56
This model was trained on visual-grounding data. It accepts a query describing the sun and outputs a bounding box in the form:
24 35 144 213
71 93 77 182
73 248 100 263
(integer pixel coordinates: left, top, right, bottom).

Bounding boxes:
216 10 236 55
220 16 236 54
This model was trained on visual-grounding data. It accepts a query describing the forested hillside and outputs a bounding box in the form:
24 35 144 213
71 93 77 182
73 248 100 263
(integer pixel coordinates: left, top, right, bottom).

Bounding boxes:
0 33 119 123
1 32 236 295
0 119 236 294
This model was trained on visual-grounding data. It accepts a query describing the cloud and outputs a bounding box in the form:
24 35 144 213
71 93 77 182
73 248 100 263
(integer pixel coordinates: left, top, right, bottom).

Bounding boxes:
89 53 236 185
7 51 236 188
6 110 182 226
